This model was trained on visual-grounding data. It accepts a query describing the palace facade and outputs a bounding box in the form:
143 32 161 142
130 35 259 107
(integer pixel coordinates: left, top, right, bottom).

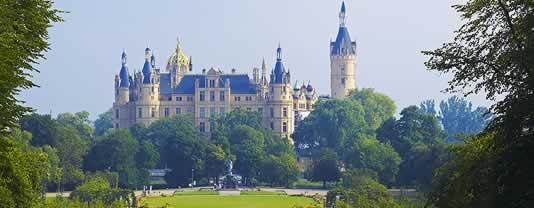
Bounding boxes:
112 1 356 139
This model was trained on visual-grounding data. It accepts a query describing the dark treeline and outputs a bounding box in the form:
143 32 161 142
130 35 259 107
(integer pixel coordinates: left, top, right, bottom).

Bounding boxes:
16 109 299 192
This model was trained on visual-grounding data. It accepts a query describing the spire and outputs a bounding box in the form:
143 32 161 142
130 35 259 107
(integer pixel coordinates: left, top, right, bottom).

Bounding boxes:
121 49 127 66
150 51 156 68
176 35 181 53
142 48 152 84
339 1 347 27
277 42 282 60
189 56 193 71
119 50 130 87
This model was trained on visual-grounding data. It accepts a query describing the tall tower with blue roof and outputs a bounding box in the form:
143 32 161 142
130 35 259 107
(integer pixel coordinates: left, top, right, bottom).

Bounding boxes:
330 1 357 98
268 44 293 139
113 50 131 128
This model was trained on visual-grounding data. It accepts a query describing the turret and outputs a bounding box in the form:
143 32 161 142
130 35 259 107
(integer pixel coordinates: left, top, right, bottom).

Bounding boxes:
115 50 130 104
267 44 293 139
330 1 357 98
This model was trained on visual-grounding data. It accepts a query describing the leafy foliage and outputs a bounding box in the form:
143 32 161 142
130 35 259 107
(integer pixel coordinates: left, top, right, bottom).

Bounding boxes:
94 110 113 136
423 0 534 206
0 0 62 134
0 129 48 208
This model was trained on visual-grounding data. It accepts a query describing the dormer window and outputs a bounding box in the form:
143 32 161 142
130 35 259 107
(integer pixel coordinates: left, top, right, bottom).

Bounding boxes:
209 80 215 88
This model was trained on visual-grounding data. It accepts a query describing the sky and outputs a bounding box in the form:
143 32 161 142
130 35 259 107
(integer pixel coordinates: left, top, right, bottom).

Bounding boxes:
20 0 490 120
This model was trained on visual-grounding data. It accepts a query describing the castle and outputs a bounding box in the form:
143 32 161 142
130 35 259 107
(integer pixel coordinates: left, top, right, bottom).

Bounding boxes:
112 1 356 138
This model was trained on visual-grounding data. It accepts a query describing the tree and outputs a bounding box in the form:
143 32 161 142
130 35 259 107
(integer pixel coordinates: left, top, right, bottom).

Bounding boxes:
310 148 341 188
84 129 139 188
419 99 436 115
42 145 63 192
260 152 299 187
423 0 534 206
205 144 226 185
331 175 399 208
19 113 58 146
349 88 396 131
0 129 48 207
377 106 446 158
55 125 87 189
293 99 367 155
344 137 400 185
438 96 492 142
0 0 62 133
56 111 93 141
94 110 113 136
148 116 207 187
230 125 265 185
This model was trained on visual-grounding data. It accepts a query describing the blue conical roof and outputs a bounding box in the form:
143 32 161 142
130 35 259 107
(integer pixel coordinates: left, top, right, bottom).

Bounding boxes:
272 46 285 84
119 51 130 87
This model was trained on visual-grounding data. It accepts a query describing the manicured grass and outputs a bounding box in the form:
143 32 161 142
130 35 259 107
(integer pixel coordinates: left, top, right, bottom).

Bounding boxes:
174 190 219 196
240 190 286 195
141 195 316 208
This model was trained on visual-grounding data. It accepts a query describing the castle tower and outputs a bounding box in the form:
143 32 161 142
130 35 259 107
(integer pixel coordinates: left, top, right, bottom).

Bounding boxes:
113 50 131 128
330 1 357 98
167 36 190 88
136 47 161 126
267 45 294 139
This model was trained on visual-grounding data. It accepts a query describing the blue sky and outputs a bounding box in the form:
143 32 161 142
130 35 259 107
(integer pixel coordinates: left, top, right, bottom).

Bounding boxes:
20 0 489 120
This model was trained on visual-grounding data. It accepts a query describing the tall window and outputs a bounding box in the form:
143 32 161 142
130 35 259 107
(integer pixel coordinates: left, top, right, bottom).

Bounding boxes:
176 96 182 101
234 96 241 102
283 107 288 117
209 80 215 88
220 91 225 101
200 91 205 101
210 91 215 102
282 122 287 133
199 122 206 133
187 96 193 102
138 108 142 118
115 109 119 119
164 108 170 117
341 78 345 85
258 107 263 113
219 107 225 116
270 122 274 130
187 107 193 114
176 107 181 115
200 107 206 118
270 108 274 118
151 108 156 118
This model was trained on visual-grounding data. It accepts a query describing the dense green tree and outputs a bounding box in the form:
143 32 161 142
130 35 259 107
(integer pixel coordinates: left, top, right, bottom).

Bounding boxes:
56 111 93 141
310 148 341 188
19 113 58 146
230 125 265 184
348 88 396 131
332 175 399 208
293 99 367 155
205 144 227 185
84 129 139 188
149 116 207 187
55 125 87 188
94 110 113 136
397 143 451 191
419 99 436 115
377 106 446 158
423 0 534 206
0 129 48 207
429 133 496 207
0 0 62 133
344 137 400 185
260 152 299 187
42 145 63 192
438 96 492 142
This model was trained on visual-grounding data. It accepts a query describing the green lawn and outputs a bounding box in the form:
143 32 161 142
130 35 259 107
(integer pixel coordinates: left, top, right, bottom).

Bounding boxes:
174 190 219 196
240 190 286 195
141 195 316 208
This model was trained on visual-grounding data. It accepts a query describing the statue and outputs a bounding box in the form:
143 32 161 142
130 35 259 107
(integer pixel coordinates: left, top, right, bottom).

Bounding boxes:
222 160 238 190
227 160 233 175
